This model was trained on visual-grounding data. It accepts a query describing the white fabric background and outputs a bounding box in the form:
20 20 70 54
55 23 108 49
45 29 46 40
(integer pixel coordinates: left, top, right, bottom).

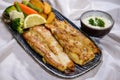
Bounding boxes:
0 0 120 80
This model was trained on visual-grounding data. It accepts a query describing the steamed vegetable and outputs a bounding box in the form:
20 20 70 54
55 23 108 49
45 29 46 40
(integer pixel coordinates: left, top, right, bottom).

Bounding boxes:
9 9 24 34
29 0 55 23
9 10 24 20
11 18 23 33
14 2 22 12
16 2 38 15
5 5 16 16
30 0 44 12
22 0 42 13
4 0 55 33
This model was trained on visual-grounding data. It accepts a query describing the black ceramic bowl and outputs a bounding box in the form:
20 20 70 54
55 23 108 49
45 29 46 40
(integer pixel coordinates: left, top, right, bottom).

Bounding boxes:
80 10 114 38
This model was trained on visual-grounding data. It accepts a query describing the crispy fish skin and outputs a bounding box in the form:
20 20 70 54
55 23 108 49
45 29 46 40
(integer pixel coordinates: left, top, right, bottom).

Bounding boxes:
45 19 100 65
23 26 74 72
23 30 65 71
31 26 74 71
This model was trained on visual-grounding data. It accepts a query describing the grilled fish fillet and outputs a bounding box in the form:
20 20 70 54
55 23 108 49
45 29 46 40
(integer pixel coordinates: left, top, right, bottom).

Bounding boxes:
23 26 74 72
45 19 100 65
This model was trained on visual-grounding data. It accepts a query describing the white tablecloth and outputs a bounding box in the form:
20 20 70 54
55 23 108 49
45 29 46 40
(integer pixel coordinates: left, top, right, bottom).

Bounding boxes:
0 0 120 80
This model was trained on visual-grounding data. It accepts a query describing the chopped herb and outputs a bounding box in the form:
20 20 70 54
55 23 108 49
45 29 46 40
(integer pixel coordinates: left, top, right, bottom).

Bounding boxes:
89 18 95 26
95 17 105 27
89 17 105 27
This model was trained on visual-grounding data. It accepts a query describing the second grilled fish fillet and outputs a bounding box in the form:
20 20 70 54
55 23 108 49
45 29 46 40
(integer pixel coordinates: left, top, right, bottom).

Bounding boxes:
23 26 74 72
45 19 100 65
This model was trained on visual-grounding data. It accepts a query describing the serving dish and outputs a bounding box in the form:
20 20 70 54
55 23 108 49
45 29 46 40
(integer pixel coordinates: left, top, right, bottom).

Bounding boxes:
2 8 102 79
80 10 114 38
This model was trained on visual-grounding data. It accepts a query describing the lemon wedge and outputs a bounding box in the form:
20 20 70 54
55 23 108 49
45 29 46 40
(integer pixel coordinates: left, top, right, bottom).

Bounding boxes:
24 14 46 29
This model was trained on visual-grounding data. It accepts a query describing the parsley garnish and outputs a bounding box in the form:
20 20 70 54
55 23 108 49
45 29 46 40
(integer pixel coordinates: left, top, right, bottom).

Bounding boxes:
89 17 105 27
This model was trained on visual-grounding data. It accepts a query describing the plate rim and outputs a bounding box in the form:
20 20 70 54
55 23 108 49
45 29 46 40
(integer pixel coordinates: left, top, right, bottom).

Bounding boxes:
2 9 102 79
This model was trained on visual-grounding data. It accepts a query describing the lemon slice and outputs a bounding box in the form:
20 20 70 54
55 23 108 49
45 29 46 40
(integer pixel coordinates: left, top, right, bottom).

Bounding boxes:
24 14 46 29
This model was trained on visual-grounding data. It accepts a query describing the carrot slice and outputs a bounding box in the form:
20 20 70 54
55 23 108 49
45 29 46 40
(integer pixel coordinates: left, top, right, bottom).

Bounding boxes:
15 2 38 15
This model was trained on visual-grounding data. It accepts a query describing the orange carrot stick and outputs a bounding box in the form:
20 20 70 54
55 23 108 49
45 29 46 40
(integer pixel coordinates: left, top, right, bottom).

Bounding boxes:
15 2 38 15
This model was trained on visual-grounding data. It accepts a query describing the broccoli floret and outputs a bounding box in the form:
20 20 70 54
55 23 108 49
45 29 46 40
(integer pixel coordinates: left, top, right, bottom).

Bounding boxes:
11 18 23 34
9 10 25 34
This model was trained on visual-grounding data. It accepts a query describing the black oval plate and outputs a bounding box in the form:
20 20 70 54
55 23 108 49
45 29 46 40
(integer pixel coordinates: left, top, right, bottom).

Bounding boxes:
2 9 102 79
